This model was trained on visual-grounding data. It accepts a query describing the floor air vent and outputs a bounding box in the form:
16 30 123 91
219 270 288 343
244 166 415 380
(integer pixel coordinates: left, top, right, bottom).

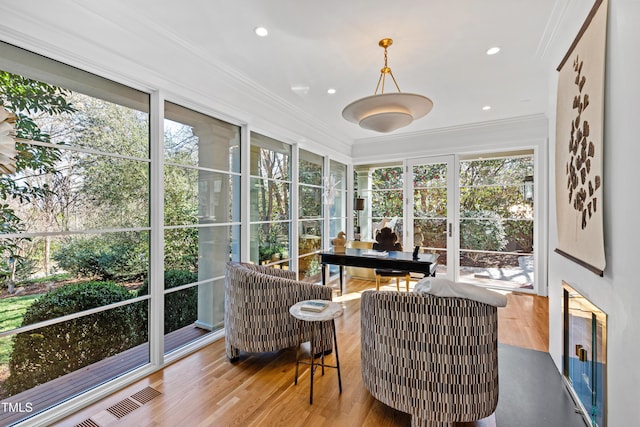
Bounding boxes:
130 386 162 404
73 386 162 426
106 398 141 419
74 419 100 427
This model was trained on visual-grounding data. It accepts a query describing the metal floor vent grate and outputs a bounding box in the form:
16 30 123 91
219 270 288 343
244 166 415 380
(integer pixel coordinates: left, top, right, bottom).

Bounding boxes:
76 386 162 425
130 386 162 404
74 419 100 427
106 398 140 419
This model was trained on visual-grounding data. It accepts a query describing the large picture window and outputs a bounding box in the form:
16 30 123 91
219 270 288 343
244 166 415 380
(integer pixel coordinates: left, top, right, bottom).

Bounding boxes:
249 133 291 269
0 41 150 425
298 149 323 281
328 160 347 240
162 101 241 350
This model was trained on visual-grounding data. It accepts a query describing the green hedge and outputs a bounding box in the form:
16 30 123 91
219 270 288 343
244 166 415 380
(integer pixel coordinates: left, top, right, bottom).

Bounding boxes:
5 281 144 395
137 269 198 336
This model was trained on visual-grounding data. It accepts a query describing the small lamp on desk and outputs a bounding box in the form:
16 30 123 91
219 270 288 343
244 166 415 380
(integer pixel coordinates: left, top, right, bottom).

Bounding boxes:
354 197 365 241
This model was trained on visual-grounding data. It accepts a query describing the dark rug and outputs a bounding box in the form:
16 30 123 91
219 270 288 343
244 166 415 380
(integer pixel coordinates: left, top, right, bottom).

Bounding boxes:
496 344 588 427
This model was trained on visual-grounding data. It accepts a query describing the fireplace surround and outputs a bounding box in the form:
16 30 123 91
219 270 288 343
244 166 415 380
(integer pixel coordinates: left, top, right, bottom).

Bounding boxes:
562 281 607 426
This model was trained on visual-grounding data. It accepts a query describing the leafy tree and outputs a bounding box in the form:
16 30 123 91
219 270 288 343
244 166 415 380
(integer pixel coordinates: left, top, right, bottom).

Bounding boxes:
164 227 198 272
459 157 533 259
163 127 199 270
372 166 403 189
256 149 290 222
413 164 448 219
66 95 149 230
253 146 291 263
2 83 152 282
460 210 508 262
459 158 532 214
370 167 404 236
45 95 151 281
0 71 75 283
299 156 322 186
366 158 533 268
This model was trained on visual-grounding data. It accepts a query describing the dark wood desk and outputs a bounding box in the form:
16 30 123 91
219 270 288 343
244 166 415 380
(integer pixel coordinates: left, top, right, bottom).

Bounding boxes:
320 249 438 294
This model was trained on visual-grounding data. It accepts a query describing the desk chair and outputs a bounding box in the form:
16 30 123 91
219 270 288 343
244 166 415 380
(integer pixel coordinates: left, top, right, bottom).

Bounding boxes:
372 227 411 291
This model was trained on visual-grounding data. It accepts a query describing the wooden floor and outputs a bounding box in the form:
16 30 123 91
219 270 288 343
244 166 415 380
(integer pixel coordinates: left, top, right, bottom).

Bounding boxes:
1 324 209 426
56 278 548 427
0 345 150 427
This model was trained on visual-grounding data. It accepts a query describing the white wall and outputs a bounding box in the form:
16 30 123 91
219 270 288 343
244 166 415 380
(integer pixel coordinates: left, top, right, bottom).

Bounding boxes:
547 1 640 425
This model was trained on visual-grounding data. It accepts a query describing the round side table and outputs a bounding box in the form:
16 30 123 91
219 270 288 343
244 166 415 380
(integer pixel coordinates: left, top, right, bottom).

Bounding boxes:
289 300 343 404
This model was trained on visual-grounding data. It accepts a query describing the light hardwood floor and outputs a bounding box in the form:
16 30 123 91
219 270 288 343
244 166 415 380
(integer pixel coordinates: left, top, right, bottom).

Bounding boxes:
56 278 548 427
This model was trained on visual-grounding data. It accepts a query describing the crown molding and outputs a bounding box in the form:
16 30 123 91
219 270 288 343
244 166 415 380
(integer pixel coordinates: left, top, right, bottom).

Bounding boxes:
351 114 549 163
0 14 352 157
353 114 548 145
536 0 572 61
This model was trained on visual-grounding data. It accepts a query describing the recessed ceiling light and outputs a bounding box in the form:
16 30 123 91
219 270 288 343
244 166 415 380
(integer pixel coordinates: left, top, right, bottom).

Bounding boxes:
327 88 336 94
254 27 268 37
486 46 501 55
482 105 492 111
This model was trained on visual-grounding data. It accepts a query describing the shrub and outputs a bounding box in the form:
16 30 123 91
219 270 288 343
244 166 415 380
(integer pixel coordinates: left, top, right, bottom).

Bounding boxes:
53 234 147 281
460 210 508 262
137 269 198 335
5 281 144 395
504 219 534 253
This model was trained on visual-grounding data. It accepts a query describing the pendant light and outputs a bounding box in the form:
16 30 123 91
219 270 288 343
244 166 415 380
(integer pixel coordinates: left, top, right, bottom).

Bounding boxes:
342 38 433 133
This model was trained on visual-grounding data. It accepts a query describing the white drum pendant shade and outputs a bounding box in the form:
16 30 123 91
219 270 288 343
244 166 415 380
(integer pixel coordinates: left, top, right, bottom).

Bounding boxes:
342 93 433 133
342 38 433 133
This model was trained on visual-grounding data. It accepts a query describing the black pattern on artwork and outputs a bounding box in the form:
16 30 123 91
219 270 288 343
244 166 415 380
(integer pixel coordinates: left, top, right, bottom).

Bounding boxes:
566 55 601 230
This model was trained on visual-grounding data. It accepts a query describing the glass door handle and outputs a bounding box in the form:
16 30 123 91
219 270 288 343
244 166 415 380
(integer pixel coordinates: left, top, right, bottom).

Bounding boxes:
448 223 452 237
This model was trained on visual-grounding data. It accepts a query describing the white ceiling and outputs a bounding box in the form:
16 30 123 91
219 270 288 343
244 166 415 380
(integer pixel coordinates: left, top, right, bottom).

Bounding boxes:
1 0 562 145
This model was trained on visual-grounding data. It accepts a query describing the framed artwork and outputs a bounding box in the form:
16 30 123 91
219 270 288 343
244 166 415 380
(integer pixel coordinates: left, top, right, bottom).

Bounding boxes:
555 0 608 276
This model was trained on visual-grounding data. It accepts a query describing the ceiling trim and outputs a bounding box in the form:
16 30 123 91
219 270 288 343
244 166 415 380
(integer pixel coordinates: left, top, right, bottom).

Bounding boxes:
69 2 355 153
353 114 548 144
536 0 572 61
0 18 353 157
351 114 548 163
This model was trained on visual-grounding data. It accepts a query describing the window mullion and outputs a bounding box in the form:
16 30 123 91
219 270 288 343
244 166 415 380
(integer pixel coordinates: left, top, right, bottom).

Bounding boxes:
149 90 165 366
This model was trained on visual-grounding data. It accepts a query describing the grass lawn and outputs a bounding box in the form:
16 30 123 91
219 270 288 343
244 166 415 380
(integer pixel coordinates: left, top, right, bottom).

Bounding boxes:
0 294 41 365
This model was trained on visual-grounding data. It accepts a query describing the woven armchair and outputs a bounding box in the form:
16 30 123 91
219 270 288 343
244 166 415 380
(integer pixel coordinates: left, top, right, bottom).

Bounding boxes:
360 290 499 427
224 262 333 361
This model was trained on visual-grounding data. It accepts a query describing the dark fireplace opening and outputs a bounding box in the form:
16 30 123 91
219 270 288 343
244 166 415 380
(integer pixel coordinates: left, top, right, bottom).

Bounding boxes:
563 281 607 427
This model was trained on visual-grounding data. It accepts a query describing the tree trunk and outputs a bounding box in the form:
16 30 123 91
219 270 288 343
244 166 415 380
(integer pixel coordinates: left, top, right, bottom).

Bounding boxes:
44 236 51 276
